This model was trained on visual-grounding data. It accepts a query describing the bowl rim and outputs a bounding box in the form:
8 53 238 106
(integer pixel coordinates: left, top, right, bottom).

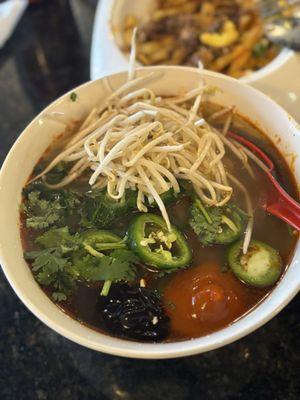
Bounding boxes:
0 66 299 359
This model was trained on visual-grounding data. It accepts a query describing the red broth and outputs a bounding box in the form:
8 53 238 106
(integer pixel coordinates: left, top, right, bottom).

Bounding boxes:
20 111 299 342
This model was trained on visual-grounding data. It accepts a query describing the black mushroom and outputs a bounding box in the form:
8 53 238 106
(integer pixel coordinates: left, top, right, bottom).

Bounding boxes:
98 284 170 341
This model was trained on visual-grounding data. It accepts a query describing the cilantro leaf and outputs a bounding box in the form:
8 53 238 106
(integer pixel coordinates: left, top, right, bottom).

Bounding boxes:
72 252 136 283
25 247 77 300
25 225 138 300
97 256 136 282
70 92 77 102
110 249 139 264
60 190 81 209
80 189 137 229
44 162 68 185
190 200 223 245
24 191 63 230
25 227 81 300
22 185 81 231
189 199 247 246
36 226 79 253
52 292 67 302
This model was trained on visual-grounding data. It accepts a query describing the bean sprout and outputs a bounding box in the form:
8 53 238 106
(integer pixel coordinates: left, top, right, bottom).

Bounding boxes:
32 41 257 237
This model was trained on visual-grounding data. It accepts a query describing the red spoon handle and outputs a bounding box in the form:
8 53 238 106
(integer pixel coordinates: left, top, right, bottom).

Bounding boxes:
228 131 300 231
266 172 300 231
228 131 274 171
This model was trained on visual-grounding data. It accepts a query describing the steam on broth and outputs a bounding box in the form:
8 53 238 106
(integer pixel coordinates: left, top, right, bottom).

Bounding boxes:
20 72 298 342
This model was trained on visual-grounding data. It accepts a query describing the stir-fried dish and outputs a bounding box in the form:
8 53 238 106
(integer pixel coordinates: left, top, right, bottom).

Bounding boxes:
20 71 298 342
119 0 279 78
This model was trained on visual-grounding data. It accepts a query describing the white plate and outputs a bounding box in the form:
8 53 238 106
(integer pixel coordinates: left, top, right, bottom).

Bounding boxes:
90 0 300 122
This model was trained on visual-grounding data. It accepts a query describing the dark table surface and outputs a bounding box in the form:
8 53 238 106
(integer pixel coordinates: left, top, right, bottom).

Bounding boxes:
0 1 299 399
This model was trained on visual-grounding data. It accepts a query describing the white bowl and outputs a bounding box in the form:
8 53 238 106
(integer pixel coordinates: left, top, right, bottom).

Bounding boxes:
90 0 300 122
0 66 299 359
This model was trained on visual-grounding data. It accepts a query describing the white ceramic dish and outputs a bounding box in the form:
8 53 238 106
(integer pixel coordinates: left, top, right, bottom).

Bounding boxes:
90 0 300 122
0 66 299 359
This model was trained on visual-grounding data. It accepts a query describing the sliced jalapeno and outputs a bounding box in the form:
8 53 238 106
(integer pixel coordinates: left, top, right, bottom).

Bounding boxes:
127 213 192 270
228 239 282 287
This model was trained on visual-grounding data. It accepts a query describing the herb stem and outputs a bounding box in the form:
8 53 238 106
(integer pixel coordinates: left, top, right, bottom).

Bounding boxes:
83 243 104 258
101 280 112 296
221 215 238 233
195 198 212 224
95 242 127 251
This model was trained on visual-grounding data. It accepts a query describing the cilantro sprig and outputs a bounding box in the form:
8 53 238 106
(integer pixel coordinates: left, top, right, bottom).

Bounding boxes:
22 184 80 230
25 227 138 301
73 250 137 282
23 191 63 230
189 198 248 246
26 248 77 301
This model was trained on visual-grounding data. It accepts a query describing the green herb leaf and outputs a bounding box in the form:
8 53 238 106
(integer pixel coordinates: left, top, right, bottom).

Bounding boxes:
190 202 223 245
110 248 139 264
52 292 67 302
70 92 77 102
22 185 81 231
25 226 138 300
252 41 268 58
80 189 137 229
72 252 137 283
102 256 137 281
36 226 79 252
60 189 81 209
24 191 64 230
25 247 77 300
189 200 247 246
44 162 68 185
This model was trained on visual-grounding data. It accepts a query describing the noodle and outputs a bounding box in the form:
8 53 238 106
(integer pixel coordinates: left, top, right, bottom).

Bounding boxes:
31 40 258 236
228 173 254 254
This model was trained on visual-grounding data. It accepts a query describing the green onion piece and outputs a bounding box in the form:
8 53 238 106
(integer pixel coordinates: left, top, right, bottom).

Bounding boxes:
70 92 77 102
252 42 268 58
101 280 112 296
95 242 127 251
83 243 104 258
195 198 212 224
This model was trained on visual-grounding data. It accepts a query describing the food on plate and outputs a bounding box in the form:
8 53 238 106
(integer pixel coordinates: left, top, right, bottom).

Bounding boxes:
20 70 298 342
119 0 279 78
